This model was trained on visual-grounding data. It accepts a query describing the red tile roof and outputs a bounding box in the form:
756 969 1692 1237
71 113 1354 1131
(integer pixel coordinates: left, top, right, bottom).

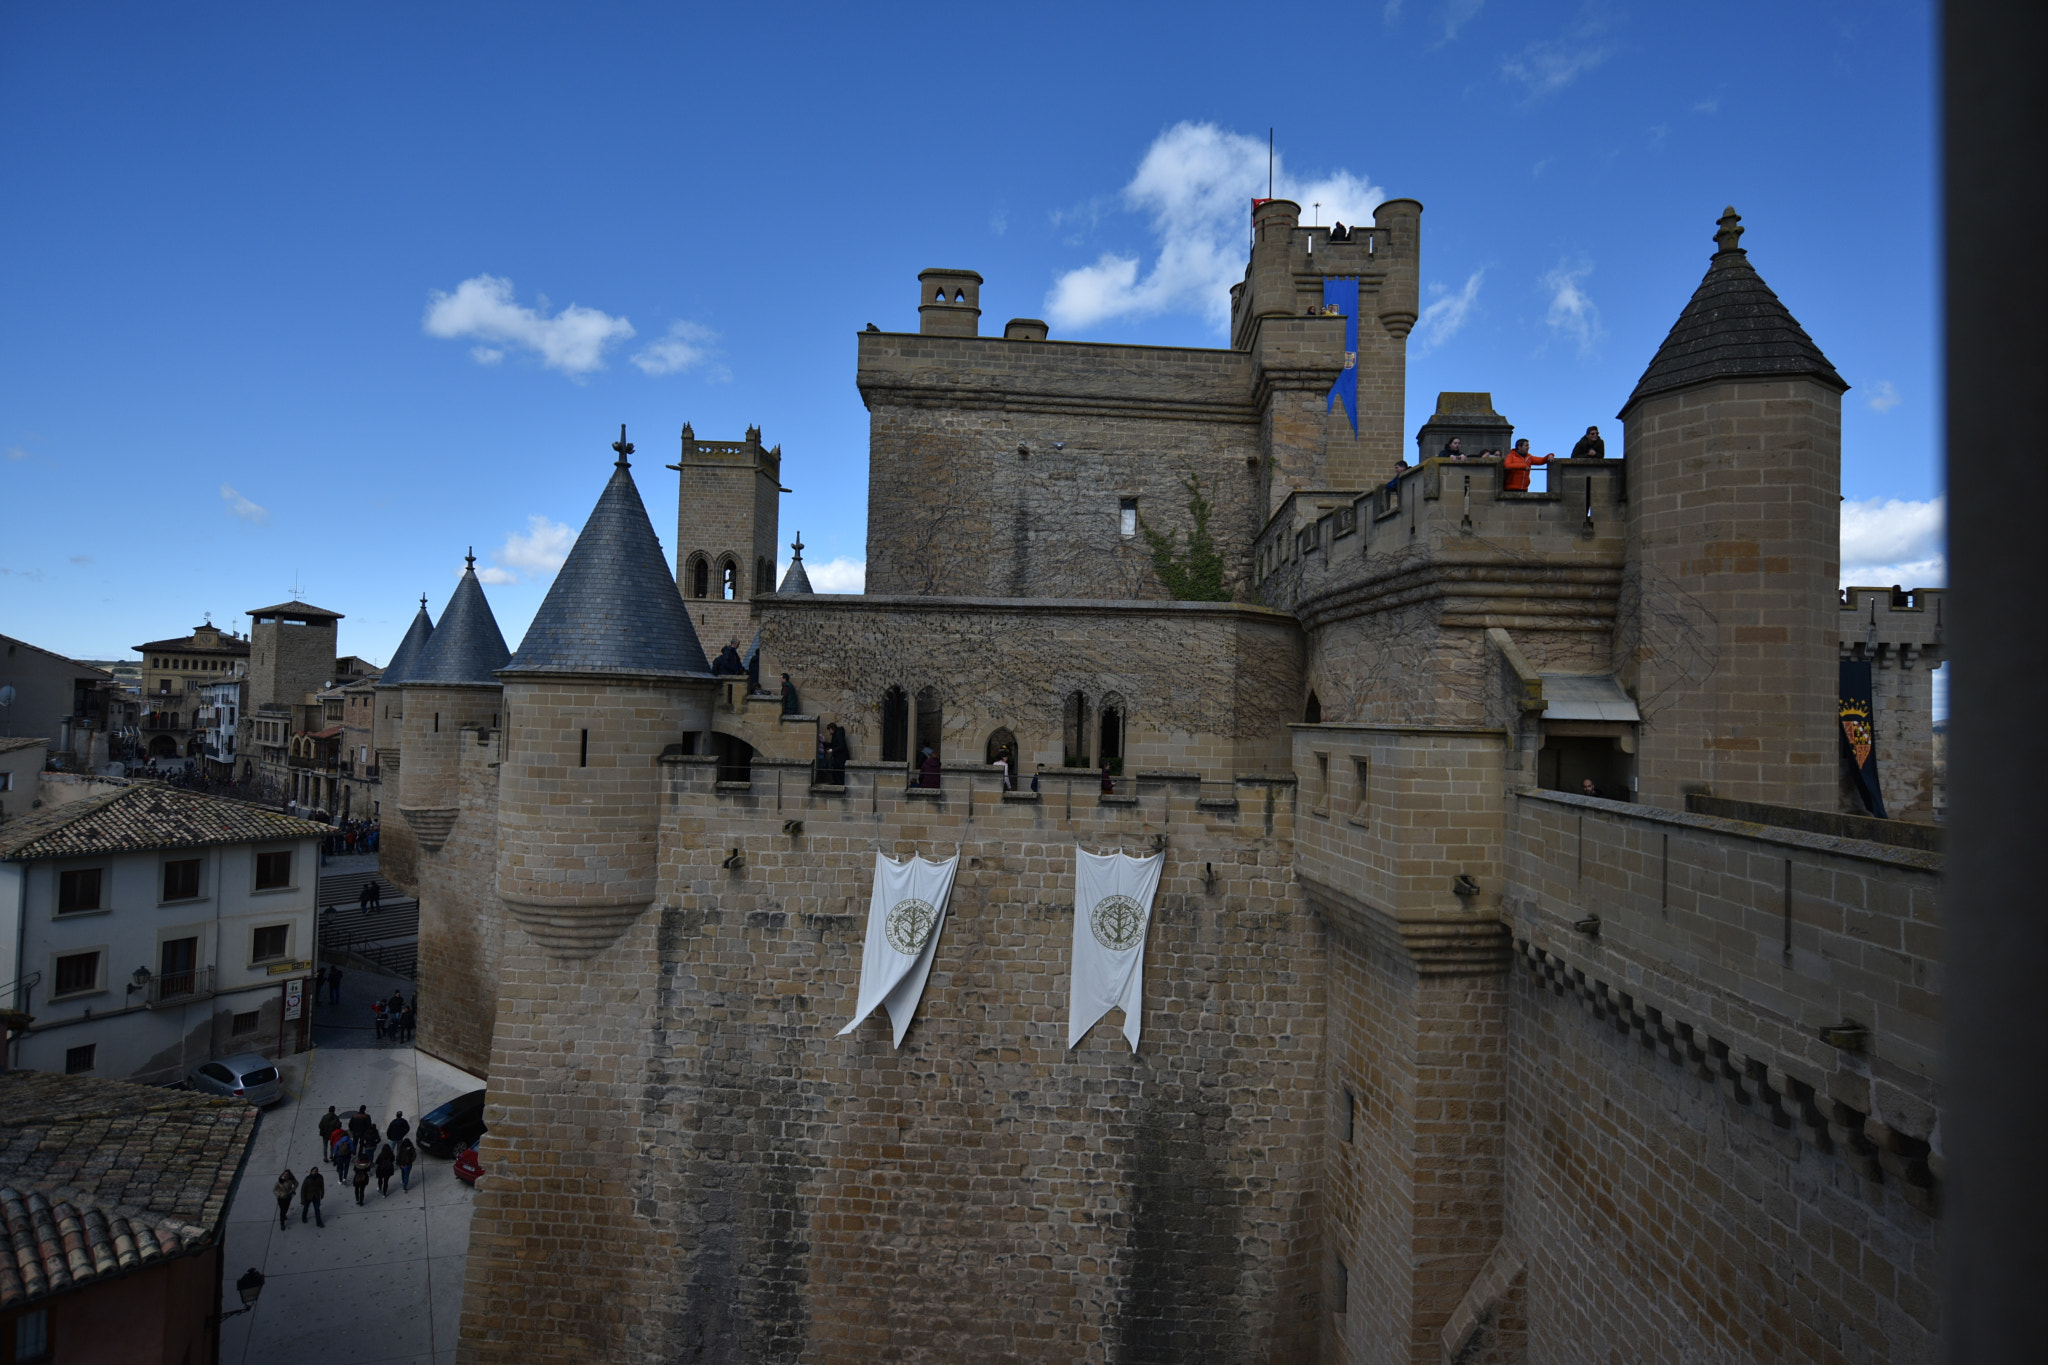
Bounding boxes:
0 783 329 861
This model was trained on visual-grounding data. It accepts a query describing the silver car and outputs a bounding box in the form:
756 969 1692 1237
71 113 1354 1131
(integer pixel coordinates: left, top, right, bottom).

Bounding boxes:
186 1053 284 1107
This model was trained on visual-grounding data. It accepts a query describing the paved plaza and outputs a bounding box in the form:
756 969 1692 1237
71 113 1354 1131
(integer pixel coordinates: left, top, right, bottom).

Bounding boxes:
216 967 481 1365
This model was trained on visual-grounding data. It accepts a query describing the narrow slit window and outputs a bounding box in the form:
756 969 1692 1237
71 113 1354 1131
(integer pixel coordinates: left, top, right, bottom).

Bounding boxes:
580 729 589 767
1119 497 1138 539
1342 1088 1355 1143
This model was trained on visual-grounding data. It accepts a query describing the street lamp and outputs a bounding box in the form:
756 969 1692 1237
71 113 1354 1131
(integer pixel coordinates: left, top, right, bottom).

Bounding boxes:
126 966 152 996
210 1267 265 1323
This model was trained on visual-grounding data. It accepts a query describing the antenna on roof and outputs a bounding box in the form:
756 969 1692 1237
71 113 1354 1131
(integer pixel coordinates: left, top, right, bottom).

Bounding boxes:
289 571 303 601
1268 128 1274 199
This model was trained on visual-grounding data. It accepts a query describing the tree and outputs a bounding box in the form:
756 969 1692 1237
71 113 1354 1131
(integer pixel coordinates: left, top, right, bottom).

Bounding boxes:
1138 473 1230 602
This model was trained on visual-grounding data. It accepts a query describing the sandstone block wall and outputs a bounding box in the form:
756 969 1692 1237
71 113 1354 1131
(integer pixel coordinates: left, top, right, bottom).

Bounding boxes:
457 758 1323 1364
1621 379 1843 810
1501 788 1941 1363
414 720 503 1075
752 595 1303 779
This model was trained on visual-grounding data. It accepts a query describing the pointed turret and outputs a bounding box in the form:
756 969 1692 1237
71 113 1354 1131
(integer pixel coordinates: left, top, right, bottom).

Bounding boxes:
777 533 814 594
378 598 435 687
504 429 711 678
1620 207 1846 417
411 553 511 685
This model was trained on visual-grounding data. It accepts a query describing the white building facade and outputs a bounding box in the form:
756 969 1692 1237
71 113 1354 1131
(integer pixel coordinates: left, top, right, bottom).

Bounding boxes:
0 784 325 1082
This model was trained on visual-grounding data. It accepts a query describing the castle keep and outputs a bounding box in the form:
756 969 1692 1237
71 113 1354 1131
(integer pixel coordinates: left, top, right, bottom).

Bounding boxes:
392 204 1945 1363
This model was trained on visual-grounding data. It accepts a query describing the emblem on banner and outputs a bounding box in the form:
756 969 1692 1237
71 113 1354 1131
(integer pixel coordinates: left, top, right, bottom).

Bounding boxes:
1090 894 1147 951
1840 698 1874 768
885 898 939 955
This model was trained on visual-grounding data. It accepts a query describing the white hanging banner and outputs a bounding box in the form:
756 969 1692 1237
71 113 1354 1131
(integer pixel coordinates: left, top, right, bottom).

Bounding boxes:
837 851 960 1048
1068 846 1163 1052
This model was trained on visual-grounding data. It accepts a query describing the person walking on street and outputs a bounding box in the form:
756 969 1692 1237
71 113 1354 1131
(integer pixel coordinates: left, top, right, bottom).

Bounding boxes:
375 1142 396 1196
387 989 404 1019
328 965 344 1005
358 881 373 914
316 1105 342 1147
273 1169 298 1229
299 1167 325 1226
387 1110 410 1145
370 879 381 910
396 1137 418 1192
372 1000 387 1041
349 1105 378 1149
352 1147 373 1205
331 1130 354 1181
401 1005 417 1042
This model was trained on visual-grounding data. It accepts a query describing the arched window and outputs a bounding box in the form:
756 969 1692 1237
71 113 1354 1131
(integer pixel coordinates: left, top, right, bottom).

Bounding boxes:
689 556 709 599
1097 692 1125 772
915 687 943 766
986 728 1018 788
720 559 738 601
880 686 910 763
1063 691 1090 769
1304 691 1322 724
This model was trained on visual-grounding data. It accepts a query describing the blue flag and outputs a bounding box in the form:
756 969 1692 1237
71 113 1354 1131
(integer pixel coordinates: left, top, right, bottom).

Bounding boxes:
1324 277 1360 434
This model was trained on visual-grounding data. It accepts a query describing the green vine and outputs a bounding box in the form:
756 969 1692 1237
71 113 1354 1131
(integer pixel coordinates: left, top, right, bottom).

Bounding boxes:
1138 473 1230 602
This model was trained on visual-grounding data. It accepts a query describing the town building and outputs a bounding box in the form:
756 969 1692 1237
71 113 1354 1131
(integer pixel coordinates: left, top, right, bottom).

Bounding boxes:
0 635 118 773
193 663 247 782
396 206 1946 1362
131 622 250 768
0 1068 260 1365
0 785 324 1083
0 738 46 823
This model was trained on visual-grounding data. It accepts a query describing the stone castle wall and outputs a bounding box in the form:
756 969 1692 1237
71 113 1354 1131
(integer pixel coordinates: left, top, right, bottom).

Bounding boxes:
458 759 1324 1363
413 719 503 1075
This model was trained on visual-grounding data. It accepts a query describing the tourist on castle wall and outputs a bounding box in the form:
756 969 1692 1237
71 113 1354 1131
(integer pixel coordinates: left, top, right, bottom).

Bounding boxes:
712 641 745 675
826 723 850 784
780 672 800 715
1503 438 1554 491
919 747 941 788
1438 437 1466 461
1570 426 1608 459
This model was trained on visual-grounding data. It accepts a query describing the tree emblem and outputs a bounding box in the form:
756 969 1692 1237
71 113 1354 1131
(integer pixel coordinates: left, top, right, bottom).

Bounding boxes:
885 898 939 956
1090 894 1147 951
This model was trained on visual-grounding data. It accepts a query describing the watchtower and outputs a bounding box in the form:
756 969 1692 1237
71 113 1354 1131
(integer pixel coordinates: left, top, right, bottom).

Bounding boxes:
246 599 341 714
670 423 784 656
917 268 982 337
1618 209 1847 810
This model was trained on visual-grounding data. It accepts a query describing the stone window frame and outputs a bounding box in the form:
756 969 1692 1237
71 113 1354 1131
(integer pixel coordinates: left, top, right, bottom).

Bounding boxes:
250 922 291 966
1312 751 1331 818
1349 756 1372 828
49 946 108 1001
252 844 297 894
718 555 741 601
159 851 207 906
686 554 711 599
53 861 110 917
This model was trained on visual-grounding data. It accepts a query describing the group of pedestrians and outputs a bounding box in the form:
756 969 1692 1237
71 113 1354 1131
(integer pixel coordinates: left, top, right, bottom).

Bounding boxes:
374 989 417 1043
276 1103 421 1229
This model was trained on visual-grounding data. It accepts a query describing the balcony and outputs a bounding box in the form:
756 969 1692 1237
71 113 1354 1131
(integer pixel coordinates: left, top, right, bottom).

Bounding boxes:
143 965 216 1008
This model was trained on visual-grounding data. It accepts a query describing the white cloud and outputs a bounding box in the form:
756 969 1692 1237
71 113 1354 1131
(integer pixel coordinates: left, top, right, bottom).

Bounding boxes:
1413 271 1485 354
1502 36 1611 98
1842 495 1945 587
220 484 270 525
1867 380 1902 412
478 515 578 584
1540 259 1604 354
779 556 866 593
1693 97 1721 114
423 275 634 376
1045 122 1384 335
1435 0 1485 43
631 320 721 377
990 205 1009 235
4 446 29 461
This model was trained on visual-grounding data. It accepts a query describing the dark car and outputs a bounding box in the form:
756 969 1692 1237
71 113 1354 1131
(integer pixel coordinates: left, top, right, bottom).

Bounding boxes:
415 1088 487 1157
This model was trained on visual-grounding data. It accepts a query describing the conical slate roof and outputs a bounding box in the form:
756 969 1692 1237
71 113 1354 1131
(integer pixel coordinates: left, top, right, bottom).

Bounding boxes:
375 599 435 687
777 534 814 594
409 557 511 686
1620 208 1846 418
503 431 712 679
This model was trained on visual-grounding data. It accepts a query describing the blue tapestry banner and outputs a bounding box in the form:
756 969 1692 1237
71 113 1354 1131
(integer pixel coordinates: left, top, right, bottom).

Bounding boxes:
1324 276 1360 434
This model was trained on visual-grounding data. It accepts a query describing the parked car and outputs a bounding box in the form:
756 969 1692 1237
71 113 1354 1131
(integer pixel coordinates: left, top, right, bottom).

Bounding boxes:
185 1054 283 1107
416 1088 488 1157
453 1143 484 1185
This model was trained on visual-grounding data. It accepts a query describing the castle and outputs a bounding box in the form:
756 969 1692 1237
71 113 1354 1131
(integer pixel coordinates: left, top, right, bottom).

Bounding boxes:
380 202 1945 1363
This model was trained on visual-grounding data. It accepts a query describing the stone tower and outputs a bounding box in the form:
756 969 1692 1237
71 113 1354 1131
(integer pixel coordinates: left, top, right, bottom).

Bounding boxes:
1617 208 1847 810
918 267 982 336
246 599 341 713
496 430 715 959
371 596 433 894
669 423 783 656
397 556 509 858
400 555 511 1069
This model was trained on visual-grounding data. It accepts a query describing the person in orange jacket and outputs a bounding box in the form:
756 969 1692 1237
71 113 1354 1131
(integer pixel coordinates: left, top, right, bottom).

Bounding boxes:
1503 438 1554 492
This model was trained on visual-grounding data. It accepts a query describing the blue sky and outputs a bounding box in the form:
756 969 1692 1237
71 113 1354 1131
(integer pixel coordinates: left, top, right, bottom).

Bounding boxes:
1 1 1942 666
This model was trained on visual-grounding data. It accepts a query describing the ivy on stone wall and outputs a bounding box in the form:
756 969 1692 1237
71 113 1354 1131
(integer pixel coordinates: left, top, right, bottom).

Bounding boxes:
1138 474 1230 602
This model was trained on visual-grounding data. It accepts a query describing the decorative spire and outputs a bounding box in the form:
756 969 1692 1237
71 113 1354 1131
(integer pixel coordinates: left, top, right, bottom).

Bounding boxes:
1713 206 1745 256
464 547 476 572
777 532 815 594
613 423 634 469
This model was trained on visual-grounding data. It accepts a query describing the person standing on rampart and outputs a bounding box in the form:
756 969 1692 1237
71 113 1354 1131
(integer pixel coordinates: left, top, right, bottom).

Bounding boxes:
827 723 850 784
1437 437 1465 460
1503 439 1553 492
1570 426 1607 459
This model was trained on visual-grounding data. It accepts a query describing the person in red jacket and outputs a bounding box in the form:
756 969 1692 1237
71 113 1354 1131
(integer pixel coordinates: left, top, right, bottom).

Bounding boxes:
1503 438 1553 492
